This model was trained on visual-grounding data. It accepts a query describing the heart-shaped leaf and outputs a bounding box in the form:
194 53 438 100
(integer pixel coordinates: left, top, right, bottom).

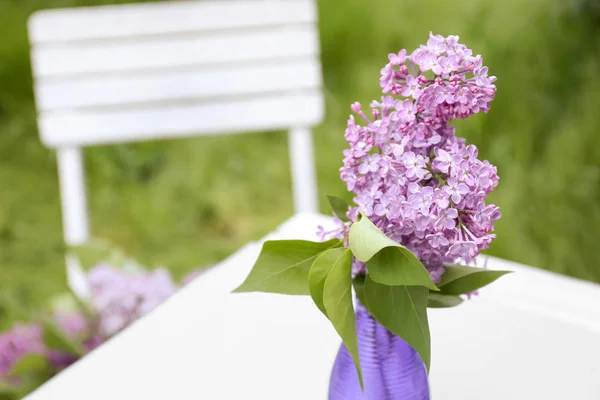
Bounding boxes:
368 247 438 290
439 264 511 295
327 195 350 222
427 293 463 308
348 213 398 261
349 213 437 290
309 248 351 316
364 275 431 371
233 239 341 295
323 249 363 388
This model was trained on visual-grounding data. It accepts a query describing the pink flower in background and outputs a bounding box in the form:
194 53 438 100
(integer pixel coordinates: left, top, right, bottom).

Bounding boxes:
54 312 89 338
0 260 199 387
0 323 45 377
88 264 177 337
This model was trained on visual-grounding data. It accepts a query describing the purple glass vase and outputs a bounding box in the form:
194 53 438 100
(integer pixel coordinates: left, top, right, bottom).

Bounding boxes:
328 301 430 400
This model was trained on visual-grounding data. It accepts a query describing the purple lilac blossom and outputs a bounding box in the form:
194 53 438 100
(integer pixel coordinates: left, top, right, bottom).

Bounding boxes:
321 33 500 282
88 264 177 337
54 312 89 337
0 323 45 377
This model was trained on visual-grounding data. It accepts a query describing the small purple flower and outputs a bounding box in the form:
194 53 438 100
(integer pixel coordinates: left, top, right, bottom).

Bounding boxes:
475 163 494 188
444 177 470 203
433 188 450 209
388 49 407 65
453 86 470 104
427 32 447 54
473 66 491 86
448 241 478 259
409 186 434 215
433 148 454 174
351 141 372 158
414 215 432 238
394 99 418 123
358 154 381 175
434 85 455 104
373 193 400 219
401 75 422 100
426 233 449 248
429 266 446 284
432 56 453 75
435 208 458 231
402 152 428 180
411 49 437 72
457 165 475 186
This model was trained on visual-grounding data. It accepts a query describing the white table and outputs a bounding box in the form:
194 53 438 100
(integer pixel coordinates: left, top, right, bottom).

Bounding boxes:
26 213 600 400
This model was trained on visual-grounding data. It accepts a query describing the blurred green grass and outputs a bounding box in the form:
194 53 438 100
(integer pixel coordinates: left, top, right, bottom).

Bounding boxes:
1 0 600 325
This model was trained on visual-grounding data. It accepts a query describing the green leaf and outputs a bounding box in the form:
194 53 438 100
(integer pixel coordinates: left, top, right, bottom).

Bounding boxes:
368 247 438 290
323 249 363 389
438 264 512 295
326 195 350 222
348 213 399 261
364 275 431 371
41 319 85 356
5 355 53 399
427 293 463 308
308 248 351 316
349 213 437 290
7 354 50 377
0 382 18 400
233 239 341 295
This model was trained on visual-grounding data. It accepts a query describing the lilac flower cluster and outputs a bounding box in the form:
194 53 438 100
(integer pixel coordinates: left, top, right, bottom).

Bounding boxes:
0 317 102 380
0 263 200 389
88 264 177 337
0 323 45 376
329 33 501 281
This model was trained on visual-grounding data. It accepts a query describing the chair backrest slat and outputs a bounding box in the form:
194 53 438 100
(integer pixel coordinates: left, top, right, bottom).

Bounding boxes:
28 0 324 148
36 59 321 111
40 91 323 147
31 26 318 79
28 0 316 44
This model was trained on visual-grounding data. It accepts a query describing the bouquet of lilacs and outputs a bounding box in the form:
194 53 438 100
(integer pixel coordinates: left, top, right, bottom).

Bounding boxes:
236 33 510 397
0 252 199 398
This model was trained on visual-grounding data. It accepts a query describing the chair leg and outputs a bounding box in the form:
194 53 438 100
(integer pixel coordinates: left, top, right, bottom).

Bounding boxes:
56 147 89 246
288 127 319 214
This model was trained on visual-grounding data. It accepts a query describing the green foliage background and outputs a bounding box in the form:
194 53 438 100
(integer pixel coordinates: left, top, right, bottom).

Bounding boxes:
1 0 599 326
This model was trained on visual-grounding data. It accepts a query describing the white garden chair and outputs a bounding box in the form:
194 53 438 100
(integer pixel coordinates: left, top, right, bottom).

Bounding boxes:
26 1 600 399
29 0 322 248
